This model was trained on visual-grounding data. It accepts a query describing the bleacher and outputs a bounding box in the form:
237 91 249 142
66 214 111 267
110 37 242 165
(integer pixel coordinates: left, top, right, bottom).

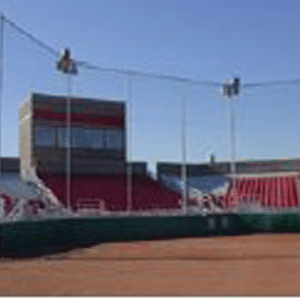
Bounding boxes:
161 173 300 211
39 173 181 211
1 192 17 215
220 174 300 209
161 175 230 194
0 172 42 216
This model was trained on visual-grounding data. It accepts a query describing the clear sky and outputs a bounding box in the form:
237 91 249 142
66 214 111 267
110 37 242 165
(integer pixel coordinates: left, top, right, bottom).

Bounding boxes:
1 0 300 170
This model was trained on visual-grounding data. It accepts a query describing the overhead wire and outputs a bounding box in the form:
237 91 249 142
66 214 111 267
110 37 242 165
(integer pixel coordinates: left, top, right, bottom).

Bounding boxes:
77 61 222 87
1 14 221 87
243 78 300 88
2 13 300 90
2 14 59 57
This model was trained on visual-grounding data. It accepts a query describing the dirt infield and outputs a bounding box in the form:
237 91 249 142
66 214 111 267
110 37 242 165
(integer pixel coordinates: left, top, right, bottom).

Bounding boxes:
1 233 300 295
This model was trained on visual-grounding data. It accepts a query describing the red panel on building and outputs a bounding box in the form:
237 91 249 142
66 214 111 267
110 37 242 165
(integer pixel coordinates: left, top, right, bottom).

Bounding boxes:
33 110 125 127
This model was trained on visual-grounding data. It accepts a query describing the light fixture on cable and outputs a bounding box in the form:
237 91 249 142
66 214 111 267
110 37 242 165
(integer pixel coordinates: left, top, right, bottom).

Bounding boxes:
56 48 78 75
222 78 240 97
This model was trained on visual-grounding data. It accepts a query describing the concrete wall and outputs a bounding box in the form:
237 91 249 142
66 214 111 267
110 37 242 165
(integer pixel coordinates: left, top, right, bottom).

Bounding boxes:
2 212 300 257
18 97 33 178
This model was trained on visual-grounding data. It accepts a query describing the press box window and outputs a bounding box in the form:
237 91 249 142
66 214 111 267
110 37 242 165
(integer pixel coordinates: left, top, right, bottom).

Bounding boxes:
35 126 54 147
71 128 86 148
57 127 68 147
88 129 105 149
106 129 123 150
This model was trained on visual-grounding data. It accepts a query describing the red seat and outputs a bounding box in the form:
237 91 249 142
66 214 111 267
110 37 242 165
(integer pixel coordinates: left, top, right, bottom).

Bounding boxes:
0 193 17 215
223 175 300 209
39 173 181 212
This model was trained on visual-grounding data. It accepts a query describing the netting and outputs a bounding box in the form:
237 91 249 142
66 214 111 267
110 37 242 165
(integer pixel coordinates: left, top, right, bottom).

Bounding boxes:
2 15 300 220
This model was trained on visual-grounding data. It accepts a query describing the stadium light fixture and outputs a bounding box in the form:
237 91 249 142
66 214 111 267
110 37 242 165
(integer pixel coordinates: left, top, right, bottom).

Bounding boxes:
232 78 240 96
222 77 240 98
56 48 78 75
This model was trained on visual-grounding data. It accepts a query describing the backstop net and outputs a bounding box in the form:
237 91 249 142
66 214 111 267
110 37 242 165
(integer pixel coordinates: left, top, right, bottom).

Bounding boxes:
2 15 300 219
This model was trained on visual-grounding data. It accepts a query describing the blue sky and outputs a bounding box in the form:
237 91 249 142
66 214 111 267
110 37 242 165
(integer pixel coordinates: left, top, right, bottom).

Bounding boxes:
1 0 300 169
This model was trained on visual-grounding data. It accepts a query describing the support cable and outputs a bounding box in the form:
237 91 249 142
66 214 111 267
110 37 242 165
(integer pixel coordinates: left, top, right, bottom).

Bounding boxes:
3 14 300 90
1 14 221 86
78 62 221 87
243 78 300 88
2 14 59 57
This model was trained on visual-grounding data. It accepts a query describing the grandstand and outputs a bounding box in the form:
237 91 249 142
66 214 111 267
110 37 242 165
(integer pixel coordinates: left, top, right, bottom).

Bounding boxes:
0 157 65 220
40 173 181 212
17 92 182 216
159 162 300 213
0 88 297 221
0 89 297 220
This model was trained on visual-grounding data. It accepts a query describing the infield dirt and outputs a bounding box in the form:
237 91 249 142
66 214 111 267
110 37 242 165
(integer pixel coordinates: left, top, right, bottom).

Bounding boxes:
1 233 300 295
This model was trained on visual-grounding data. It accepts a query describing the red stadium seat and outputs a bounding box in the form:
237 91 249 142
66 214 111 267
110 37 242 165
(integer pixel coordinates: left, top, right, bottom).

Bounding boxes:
0 192 18 215
39 172 300 212
39 173 181 212
222 175 300 210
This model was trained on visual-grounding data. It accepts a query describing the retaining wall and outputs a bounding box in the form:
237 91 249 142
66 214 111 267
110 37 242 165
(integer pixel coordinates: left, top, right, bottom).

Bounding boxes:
0 212 300 257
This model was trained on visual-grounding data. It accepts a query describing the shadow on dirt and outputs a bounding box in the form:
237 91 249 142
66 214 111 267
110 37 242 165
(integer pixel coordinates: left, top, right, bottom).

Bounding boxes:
0 231 255 260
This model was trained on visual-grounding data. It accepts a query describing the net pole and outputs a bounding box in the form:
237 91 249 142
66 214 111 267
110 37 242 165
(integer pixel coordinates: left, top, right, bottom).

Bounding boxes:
0 14 4 180
0 14 3 221
66 73 72 212
181 81 188 215
277 176 281 210
126 76 132 213
229 96 236 175
229 95 237 210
